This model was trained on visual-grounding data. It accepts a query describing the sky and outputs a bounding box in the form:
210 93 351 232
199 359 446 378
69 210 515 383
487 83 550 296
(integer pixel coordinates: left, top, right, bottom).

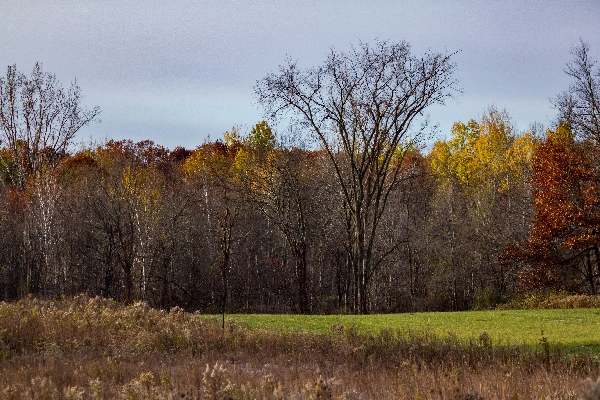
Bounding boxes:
1 1 599 150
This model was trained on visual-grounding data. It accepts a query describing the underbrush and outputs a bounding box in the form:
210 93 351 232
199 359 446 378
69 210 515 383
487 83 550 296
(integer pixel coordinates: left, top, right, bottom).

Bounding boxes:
499 292 600 310
0 295 598 399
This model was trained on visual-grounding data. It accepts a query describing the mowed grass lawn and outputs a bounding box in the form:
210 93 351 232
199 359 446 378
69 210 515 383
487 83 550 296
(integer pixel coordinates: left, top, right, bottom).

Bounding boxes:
214 309 600 354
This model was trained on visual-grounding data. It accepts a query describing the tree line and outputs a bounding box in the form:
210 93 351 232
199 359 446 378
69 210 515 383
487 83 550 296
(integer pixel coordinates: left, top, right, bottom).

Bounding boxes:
0 40 598 313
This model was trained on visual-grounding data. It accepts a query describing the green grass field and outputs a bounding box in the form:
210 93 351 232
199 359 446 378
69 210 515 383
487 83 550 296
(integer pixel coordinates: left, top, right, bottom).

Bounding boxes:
215 308 600 354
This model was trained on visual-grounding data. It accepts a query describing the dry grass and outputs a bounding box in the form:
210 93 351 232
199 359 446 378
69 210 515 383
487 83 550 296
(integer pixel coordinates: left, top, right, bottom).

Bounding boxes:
0 295 598 399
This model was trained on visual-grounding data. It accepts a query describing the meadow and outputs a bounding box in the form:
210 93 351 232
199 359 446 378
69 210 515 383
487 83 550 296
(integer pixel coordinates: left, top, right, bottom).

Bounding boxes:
0 295 599 399
224 308 600 354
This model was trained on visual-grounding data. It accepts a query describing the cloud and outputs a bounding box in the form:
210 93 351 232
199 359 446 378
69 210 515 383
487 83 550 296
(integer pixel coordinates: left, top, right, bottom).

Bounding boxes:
1 0 599 148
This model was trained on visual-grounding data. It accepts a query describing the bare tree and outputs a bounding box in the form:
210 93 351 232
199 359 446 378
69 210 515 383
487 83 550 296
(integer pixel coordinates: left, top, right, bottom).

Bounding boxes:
256 40 458 313
0 63 100 188
555 40 600 143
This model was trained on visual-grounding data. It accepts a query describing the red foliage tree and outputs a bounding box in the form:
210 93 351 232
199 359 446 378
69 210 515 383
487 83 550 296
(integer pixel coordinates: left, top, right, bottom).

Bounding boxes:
508 125 600 293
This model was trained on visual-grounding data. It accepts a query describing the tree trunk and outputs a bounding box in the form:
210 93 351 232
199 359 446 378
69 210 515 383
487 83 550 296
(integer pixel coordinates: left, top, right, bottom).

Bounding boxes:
294 243 310 313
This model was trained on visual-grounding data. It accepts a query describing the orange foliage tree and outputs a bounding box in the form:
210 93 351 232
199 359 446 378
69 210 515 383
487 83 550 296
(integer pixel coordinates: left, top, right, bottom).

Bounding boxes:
507 125 600 293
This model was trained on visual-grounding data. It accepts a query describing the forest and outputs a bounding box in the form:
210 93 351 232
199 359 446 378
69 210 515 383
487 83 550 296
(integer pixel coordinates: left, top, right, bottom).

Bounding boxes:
0 40 599 315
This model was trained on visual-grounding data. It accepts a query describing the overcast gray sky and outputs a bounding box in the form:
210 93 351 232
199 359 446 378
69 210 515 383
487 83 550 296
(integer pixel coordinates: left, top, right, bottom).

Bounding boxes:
1 1 599 150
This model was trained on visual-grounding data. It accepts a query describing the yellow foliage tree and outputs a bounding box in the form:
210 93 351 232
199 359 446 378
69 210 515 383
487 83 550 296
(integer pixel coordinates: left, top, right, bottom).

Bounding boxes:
428 108 539 301
430 107 537 193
